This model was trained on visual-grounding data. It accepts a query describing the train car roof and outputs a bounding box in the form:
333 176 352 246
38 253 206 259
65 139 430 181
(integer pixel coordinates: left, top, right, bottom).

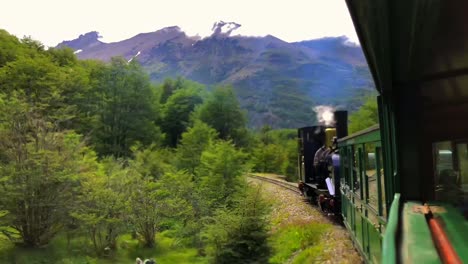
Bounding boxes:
338 124 380 144
346 1 468 101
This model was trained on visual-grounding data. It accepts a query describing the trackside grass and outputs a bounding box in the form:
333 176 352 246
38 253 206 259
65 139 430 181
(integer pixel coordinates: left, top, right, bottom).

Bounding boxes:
0 231 207 264
269 222 331 264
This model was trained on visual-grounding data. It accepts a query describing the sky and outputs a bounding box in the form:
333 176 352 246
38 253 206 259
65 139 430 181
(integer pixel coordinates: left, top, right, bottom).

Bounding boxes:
1 0 359 47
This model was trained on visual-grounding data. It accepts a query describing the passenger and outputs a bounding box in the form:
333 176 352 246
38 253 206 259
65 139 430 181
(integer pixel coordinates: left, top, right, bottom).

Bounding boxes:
314 145 327 167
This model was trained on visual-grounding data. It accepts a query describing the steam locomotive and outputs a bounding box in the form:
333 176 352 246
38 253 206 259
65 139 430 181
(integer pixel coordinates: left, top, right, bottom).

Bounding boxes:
297 110 348 217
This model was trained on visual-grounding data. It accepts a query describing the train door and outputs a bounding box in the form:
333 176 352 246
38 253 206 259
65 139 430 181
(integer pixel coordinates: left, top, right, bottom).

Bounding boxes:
353 145 367 252
341 145 355 236
363 141 385 262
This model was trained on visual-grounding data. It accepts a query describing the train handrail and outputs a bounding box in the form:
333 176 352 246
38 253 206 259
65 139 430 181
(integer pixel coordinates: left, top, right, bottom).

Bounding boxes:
382 193 401 264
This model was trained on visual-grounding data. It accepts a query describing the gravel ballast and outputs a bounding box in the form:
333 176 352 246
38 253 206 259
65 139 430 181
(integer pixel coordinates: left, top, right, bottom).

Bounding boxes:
249 175 363 264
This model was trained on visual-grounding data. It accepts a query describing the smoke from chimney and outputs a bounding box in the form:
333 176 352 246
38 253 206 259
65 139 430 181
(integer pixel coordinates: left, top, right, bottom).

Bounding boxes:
314 105 335 126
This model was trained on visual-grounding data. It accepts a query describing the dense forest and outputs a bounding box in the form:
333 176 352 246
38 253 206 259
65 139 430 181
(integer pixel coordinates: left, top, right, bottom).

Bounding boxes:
0 30 303 263
0 30 377 263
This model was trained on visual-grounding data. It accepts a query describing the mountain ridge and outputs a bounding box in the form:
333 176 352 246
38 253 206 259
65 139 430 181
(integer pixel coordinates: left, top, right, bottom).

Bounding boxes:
58 24 374 128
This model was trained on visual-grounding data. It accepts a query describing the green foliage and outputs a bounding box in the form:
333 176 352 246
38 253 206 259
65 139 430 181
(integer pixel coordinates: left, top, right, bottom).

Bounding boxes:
0 53 76 123
121 231 207 264
47 47 78 67
348 96 379 134
126 179 160 248
0 31 290 263
0 97 96 247
197 86 247 146
0 231 208 264
71 158 132 254
269 223 330 264
176 121 217 175
291 244 325 264
197 141 248 213
161 86 204 147
203 186 271 264
251 128 298 181
92 58 161 157
252 143 288 174
155 171 196 231
0 29 23 67
131 145 175 180
158 77 185 104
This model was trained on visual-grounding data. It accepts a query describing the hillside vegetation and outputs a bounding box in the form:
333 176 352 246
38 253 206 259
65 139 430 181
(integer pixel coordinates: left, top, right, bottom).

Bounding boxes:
58 24 375 128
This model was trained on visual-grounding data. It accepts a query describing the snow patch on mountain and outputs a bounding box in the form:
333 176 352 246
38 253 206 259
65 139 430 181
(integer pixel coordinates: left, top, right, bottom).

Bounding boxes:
128 51 141 63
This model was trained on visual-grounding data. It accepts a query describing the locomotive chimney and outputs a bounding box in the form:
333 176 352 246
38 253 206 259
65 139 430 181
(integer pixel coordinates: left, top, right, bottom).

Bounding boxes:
334 111 348 139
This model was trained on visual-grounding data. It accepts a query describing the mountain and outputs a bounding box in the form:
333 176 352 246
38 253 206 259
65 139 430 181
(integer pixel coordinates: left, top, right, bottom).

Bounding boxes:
57 22 375 128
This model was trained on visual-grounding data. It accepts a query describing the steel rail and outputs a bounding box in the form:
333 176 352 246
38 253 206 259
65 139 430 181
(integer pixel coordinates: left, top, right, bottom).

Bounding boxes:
246 174 301 195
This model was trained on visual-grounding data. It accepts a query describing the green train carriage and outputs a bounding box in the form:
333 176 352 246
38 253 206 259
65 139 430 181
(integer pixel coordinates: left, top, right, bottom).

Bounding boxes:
338 125 385 263
341 1 468 263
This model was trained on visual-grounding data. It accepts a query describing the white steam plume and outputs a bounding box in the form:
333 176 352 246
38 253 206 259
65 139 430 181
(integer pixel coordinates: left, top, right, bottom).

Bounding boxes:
314 105 335 126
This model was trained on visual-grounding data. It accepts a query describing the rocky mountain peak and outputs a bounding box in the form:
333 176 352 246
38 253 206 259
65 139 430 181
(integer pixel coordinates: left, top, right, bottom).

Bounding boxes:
159 26 182 33
57 31 102 50
211 21 241 37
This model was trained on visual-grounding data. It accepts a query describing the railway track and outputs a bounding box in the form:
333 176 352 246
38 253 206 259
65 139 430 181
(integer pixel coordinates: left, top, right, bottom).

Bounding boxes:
248 174 345 225
247 174 301 195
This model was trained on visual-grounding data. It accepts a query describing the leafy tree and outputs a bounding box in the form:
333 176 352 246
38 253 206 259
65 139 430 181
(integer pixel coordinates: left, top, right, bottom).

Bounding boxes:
59 59 105 134
348 96 379 134
196 141 248 214
0 54 75 123
20 36 46 53
131 145 175 180
158 77 185 104
203 186 271 264
72 158 132 254
266 129 298 180
259 125 273 144
176 121 217 175
0 96 95 247
47 47 78 67
252 143 288 174
283 139 299 181
197 86 247 145
126 178 160 248
154 171 196 240
93 58 161 157
161 87 204 147
125 170 195 248
251 128 297 180
0 30 23 67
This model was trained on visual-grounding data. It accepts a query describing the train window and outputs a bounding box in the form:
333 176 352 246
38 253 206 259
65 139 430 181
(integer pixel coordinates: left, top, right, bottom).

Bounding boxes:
364 142 378 211
433 141 468 218
345 146 353 186
353 147 361 199
376 147 386 218
340 147 348 186
433 141 457 203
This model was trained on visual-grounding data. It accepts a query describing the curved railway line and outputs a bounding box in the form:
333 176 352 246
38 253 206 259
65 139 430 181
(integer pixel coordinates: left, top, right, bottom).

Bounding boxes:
247 174 301 195
247 173 345 224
